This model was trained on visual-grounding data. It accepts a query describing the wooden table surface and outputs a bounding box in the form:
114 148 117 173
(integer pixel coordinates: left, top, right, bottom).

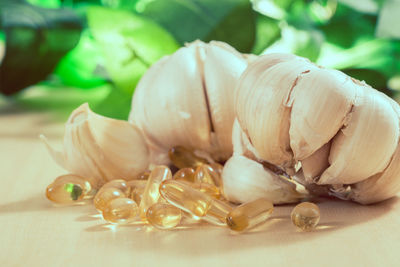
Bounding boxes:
1 103 400 267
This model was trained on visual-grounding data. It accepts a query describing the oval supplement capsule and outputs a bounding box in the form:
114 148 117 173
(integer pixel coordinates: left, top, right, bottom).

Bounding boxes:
146 203 182 230
102 198 139 224
99 179 131 196
226 198 274 232
94 187 125 212
46 174 91 204
168 146 208 169
159 180 231 226
139 165 172 219
173 167 195 183
291 202 320 231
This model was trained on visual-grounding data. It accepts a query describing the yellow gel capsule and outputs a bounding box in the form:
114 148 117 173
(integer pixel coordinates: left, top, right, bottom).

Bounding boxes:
146 203 182 230
168 146 208 169
94 187 125 212
226 198 274 232
102 198 139 224
194 164 223 188
189 182 221 199
136 171 150 180
139 165 172 220
159 180 231 226
46 174 91 204
208 163 224 187
291 202 320 231
173 167 195 183
99 179 130 196
126 180 147 205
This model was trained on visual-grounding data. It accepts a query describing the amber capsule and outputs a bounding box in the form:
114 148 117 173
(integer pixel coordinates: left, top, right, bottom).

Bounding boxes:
194 164 223 188
173 167 195 183
102 198 139 224
168 146 208 169
99 179 130 196
226 198 274 232
136 171 150 180
291 202 320 231
126 180 147 205
189 182 221 199
146 203 182 230
139 165 172 220
94 187 125 212
46 174 91 204
159 180 231 226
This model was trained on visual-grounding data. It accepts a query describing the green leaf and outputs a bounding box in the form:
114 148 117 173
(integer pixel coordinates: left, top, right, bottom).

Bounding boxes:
317 39 400 78
53 29 108 88
264 25 324 61
376 0 400 39
92 86 132 119
319 3 377 48
137 0 256 53
251 15 280 54
0 1 83 95
26 0 61 8
87 6 179 95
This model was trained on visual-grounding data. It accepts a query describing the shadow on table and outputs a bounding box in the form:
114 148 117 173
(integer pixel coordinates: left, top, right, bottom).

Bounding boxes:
81 196 399 255
0 194 94 214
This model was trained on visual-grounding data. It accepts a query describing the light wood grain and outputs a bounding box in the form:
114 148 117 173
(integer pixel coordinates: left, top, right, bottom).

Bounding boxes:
1 107 400 267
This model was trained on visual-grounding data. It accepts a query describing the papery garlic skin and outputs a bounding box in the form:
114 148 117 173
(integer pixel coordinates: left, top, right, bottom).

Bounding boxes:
233 53 400 204
129 40 248 165
41 103 149 188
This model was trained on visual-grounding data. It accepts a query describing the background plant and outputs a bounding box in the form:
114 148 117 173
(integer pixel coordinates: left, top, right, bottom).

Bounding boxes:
0 0 399 119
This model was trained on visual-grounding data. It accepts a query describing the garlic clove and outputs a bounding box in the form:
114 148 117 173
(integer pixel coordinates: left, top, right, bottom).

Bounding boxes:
236 58 317 167
202 43 247 159
42 103 149 188
222 155 302 204
129 40 248 164
301 142 331 183
288 69 357 160
318 84 399 185
350 97 400 204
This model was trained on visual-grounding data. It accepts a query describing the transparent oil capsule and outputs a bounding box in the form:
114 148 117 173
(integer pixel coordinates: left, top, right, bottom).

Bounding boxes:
99 179 130 196
168 146 208 169
194 164 223 187
226 198 274 232
102 197 139 224
94 187 125 212
291 202 320 231
173 167 195 183
146 203 182 230
159 180 232 226
136 171 150 180
126 180 147 205
189 182 221 199
139 165 172 220
209 162 223 177
46 174 91 204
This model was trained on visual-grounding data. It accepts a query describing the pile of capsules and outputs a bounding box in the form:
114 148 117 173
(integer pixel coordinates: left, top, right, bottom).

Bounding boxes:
46 146 320 232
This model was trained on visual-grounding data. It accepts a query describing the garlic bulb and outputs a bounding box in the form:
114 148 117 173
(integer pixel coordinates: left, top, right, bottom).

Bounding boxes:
231 53 400 204
129 40 248 165
41 103 149 188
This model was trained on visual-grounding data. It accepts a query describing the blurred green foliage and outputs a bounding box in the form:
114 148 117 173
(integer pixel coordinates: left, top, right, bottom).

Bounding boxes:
0 0 400 119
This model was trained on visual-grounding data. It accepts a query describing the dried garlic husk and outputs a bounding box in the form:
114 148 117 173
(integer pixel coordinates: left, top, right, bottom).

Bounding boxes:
129 40 248 165
41 103 149 188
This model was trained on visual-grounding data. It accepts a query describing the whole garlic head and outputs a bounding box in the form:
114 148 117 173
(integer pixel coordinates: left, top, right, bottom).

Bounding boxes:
41 103 149 188
129 40 248 165
230 53 400 204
